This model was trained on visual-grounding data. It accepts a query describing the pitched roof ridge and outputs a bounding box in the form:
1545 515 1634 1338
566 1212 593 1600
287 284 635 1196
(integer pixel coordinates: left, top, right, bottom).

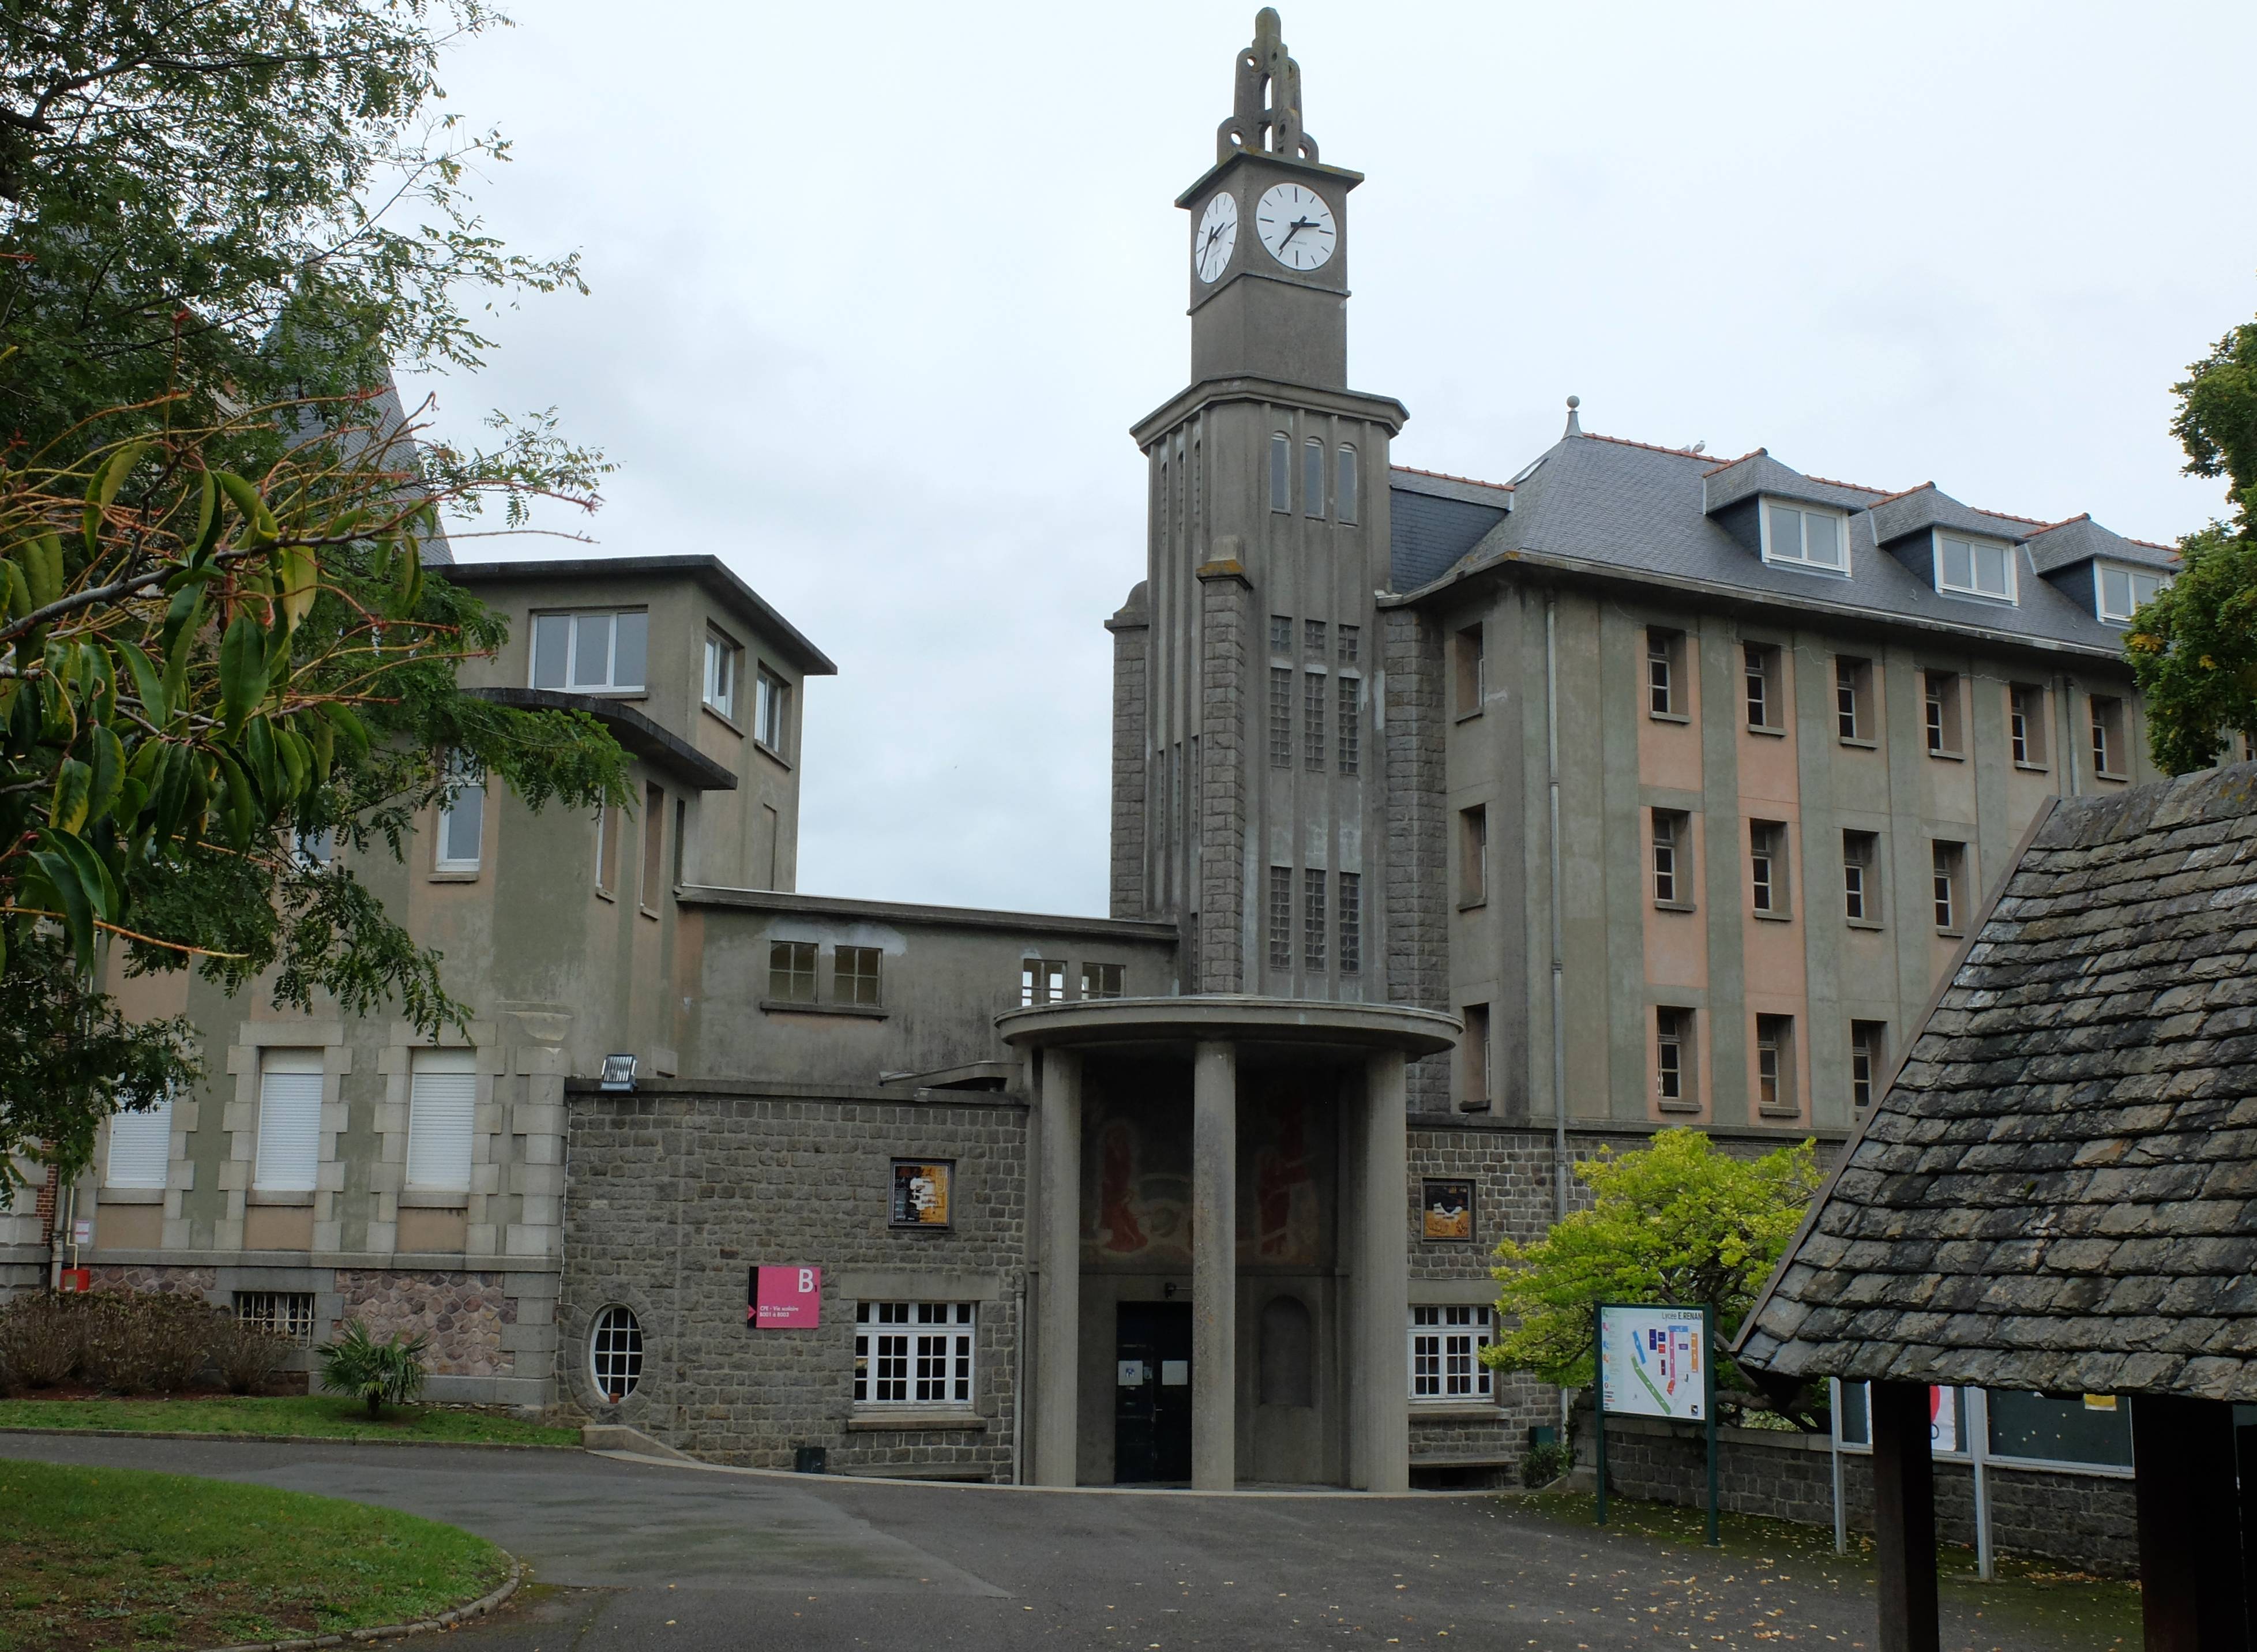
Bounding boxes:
2025 513 2093 536
1969 505 2056 530
1864 479 1939 509
1700 446 1768 477
1579 430 1716 463
1391 463 1512 493
1797 470 1894 498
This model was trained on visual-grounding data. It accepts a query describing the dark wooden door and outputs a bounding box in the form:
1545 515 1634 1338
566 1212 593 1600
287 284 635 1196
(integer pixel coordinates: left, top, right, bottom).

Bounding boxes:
1114 1302 1193 1484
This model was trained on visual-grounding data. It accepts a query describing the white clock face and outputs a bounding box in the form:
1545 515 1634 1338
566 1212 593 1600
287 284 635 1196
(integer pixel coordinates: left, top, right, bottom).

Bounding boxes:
1193 191 1238 283
1256 182 1337 272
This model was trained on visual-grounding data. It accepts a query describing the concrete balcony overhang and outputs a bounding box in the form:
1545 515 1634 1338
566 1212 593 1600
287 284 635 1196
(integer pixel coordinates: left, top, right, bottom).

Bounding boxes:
996 995 1459 1061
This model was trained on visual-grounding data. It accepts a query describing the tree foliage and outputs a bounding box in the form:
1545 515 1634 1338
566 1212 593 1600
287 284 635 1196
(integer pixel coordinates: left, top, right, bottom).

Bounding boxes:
2129 314 2257 774
1484 1129 1823 1391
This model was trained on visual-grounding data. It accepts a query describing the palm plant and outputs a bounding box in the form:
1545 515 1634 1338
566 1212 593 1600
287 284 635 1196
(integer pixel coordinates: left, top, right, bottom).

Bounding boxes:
316 1320 430 1418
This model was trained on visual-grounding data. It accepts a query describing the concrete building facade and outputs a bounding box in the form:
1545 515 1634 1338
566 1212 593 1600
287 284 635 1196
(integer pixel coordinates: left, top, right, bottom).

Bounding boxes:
7 10 2171 1488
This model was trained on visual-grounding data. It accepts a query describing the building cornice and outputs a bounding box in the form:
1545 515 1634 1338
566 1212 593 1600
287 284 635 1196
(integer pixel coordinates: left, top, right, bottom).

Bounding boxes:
676 884 1180 944
1131 375 1409 448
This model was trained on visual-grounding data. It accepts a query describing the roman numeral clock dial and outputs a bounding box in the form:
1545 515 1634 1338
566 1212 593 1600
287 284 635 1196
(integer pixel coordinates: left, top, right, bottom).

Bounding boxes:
1255 182 1336 272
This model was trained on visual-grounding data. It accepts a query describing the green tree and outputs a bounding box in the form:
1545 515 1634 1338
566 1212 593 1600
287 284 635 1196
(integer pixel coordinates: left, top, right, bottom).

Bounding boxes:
1484 1129 1822 1395
2128 313 2257 773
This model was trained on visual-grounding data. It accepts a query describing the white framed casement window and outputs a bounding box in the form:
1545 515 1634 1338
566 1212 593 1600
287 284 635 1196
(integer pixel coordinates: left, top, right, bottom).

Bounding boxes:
1409 1305 1493 1402
435 754 484 873
1760 498 1849 574
702 629 741 719
1655 1007 1696 1107
2096 564 2168 625
529 609 649 693
753 665 790 755
405 1047 476 1195
105 1089 174 1189
853 1301 975 1406
253 1049 324 1193
1934 532 2017 603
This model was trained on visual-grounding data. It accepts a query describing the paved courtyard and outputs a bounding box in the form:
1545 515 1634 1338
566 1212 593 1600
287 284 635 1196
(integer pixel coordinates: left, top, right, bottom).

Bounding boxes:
0 1437 2127 1650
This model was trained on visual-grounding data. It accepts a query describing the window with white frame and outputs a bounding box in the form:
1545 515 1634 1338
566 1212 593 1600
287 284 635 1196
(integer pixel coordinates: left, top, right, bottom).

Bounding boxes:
1935 533 2016 603
703 629 741 719
1762 500 1848 573
591 1304 643 1402
435 754 484 873
236 1291 318 1346
253 1049 323 1193
753 665 790 753
405 1047 476 1194
854 1301 975 1405
105 1090 173 1189
1409 1305 1493 1402
2097 564 2168 625
1020 957 1065 1008
530 609 649 692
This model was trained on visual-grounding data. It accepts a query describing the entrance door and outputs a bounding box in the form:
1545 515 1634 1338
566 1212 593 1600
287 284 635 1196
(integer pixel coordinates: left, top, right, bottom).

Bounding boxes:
1114 1302 1192 1484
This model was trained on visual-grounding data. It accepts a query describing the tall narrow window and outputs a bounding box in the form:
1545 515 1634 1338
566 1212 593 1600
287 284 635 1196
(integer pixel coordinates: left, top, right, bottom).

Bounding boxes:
106 1089 174 1190
1843 830 1879 923
1338 872 1361 974
435 754 484 873
639 782 665 911
1749 820 1789 916
703 630 741 719
1304 619 1327 657
1303 870 1327 972
835 946 882 1007
2090 695 2126 778
769 940 818 1003
1460 1004 1491 1112
594 804 620 894
1336 446 1358 524
1655 1008 1693 1106
674 797 689 885
1455 625 1485 716
754 666 790 754
1755 1015 1796 1115
1651 809 1689 906
2008 684 2048 767
1020 958 1066 1007
1269 613 1293 655
1835 656 1871 741
253 1049 323 1193
1268 866 1293 970
1648 629 1684 717
1932 840 1966 933
1743 643 1780 730
1336 676 1361 775
1923 671 1962 754
1269 433 1290 512
1459 806 1488 907
1303 437 1325 516
1303 671 1327 771
1850 1021 1887 1109
1268 666 1293 768
405 1047 476 1194
1337 624 1360 667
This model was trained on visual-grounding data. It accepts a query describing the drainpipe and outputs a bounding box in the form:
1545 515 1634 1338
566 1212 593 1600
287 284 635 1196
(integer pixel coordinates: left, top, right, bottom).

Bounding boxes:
1545 591 1570 1441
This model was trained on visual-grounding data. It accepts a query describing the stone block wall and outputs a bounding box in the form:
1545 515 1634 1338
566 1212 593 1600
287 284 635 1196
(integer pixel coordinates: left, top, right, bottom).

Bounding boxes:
337 1269 515 1378
1595 1414 2139 1574
561 1083 1029 1479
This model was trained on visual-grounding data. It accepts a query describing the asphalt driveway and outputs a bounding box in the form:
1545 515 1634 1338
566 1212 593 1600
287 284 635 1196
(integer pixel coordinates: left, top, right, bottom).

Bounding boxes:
0 1436 2125 1650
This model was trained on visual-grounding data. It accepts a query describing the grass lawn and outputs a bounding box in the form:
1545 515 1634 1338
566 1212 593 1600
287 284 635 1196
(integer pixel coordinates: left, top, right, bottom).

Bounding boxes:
0 1395 577 1447
1525 1489 2142 1647
0 1458 508 1651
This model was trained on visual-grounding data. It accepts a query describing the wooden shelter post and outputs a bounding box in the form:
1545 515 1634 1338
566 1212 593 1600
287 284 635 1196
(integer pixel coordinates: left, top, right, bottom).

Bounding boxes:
2131 1395 2250 1652
1869 1380 1939 1652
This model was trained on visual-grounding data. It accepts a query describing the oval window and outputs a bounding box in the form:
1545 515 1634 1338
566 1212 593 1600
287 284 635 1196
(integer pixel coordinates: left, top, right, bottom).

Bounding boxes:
590 1304 644 1402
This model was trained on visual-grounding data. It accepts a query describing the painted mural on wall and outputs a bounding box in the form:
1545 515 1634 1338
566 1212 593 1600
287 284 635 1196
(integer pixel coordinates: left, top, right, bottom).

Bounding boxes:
1079 1086 1333 1269
1242 1091 1327 1267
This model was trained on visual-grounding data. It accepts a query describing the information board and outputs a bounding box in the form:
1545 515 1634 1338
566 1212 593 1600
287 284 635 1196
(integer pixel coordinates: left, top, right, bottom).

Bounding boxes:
749 1265 821 1328
1598 1304 1709 1422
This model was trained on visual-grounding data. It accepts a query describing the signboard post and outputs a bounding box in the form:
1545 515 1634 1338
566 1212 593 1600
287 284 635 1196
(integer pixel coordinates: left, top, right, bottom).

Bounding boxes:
1594 1302 1719 1546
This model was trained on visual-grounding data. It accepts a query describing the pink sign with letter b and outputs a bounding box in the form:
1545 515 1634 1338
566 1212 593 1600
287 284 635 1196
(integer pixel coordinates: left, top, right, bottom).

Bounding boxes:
751 1265 821 1328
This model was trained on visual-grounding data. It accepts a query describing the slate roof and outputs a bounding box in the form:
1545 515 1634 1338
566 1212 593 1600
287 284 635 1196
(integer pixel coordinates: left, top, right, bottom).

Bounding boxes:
2027 513 2180 576
1736 764 2257 1403
1388 431 2177 655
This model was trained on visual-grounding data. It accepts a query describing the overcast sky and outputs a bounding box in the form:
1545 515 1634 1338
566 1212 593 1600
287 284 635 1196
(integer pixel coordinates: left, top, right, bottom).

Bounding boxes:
400 1 2257 917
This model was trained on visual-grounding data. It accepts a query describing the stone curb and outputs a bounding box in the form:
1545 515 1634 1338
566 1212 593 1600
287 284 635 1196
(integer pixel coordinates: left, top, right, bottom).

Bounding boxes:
197 1557 522 1652
0 1426 580 1450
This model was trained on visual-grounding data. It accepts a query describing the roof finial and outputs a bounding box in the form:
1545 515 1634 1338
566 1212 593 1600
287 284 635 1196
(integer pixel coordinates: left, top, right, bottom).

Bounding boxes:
1564 395 1582 437
1217 9 1318 164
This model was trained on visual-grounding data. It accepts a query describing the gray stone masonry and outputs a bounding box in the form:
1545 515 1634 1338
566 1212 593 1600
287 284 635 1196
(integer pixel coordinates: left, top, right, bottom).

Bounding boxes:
1383 608 1448 1114
1198 561 1252 992
561 1086 1028 1480
1107 588 1150 921
1596 1414 2138 1575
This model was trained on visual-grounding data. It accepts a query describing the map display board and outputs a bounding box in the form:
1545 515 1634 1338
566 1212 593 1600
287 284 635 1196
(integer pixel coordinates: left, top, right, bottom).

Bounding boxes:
1598 1304 1709 1422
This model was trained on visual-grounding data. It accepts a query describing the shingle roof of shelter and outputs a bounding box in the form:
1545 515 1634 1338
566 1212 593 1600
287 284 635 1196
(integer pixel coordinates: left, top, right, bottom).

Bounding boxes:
1736 764 2257 1403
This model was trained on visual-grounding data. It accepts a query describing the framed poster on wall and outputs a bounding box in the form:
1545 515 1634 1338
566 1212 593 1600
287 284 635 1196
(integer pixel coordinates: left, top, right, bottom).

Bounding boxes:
891 1159 953 1228
1421 1178 1474 1241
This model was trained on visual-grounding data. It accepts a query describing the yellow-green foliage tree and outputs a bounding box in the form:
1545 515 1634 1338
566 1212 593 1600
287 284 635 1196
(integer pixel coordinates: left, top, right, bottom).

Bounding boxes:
1485 1129 1822 1396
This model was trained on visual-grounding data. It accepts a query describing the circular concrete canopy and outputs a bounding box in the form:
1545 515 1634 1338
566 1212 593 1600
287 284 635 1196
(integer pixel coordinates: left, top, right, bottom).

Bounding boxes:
995 995 1460 1059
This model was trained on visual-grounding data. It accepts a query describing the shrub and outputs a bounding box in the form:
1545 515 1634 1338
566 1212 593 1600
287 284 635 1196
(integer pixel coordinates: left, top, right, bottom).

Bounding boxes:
213 1315 296 1395
78 1291 224 1393
318 1320 430 1418
1520 1439 1573 1489
0 1293 87 1388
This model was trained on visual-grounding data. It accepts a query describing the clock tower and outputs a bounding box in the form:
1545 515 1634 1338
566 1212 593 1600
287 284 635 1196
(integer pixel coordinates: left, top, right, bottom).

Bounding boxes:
1113 8 1409 1004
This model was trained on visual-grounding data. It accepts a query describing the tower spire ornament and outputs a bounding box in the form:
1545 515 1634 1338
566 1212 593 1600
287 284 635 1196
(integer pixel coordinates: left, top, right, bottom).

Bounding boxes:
1218 8 1317 164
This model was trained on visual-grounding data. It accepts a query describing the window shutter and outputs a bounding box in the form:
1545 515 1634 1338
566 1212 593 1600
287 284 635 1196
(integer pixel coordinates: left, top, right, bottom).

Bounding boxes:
407 1049 477 1192
254 1051 324 1192
105 1091 174 1189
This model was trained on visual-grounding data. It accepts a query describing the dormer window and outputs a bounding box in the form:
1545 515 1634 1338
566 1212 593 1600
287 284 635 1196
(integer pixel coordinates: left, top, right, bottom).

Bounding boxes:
1935 533 2016 603
2097 564 2168 625
1760 500 1848 574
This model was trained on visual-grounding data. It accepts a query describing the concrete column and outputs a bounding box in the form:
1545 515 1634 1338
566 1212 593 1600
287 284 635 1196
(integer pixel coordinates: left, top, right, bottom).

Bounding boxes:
1191 1039 1237 1491
1034 1049 1082 1487
1355 1049 1411 1492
